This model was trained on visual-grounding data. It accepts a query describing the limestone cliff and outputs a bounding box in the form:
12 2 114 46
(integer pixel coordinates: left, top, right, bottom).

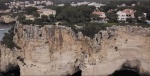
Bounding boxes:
0 45 18 72
0 24 150 76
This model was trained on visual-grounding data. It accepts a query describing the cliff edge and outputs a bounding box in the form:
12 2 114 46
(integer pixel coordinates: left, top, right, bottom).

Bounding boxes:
0 24 150 76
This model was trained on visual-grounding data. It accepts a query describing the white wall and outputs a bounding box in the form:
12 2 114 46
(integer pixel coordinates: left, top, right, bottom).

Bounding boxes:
117 11 127 21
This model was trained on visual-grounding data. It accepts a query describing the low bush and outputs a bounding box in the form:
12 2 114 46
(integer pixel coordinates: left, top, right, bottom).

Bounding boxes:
0 27 21 49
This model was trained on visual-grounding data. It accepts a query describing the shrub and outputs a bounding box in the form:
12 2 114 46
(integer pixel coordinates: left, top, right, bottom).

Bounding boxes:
80 23 111 38
0 27 21 49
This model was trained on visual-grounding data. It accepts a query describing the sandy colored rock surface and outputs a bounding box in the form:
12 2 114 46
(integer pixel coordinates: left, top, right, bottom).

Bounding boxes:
0 24 150 76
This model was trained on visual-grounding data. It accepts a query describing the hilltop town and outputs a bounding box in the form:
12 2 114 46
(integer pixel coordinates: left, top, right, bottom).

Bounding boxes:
0 0 150 25
0 1 150 76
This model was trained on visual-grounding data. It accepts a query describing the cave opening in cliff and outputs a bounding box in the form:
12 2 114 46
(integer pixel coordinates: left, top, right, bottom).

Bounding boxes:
70 70 82 76
111 69 141 76
3 65 20 76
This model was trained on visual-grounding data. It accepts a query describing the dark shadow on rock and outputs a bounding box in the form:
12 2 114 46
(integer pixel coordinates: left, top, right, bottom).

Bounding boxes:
71 70 82 76
1 64 20 76
67 68 82 76
109 60 141 76
110 69 140 76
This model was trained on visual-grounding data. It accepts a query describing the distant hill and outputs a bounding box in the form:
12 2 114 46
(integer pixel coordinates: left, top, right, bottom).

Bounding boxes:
0 0 149 3
51 0 150 3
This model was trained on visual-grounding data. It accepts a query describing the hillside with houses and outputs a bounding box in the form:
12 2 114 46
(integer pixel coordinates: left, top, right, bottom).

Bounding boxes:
0 1 150 76
0 0 150 25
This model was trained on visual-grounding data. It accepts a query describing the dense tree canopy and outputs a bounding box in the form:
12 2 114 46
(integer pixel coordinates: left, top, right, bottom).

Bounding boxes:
32 11 40 18
147 13 150 20
17 15 25 21
79 23 111 38
0 27 21 49
55 5 95 24
24 7 38 15
133 2 150 20
101 4 117 12
41 15 48 22
106 12 118 23
0 3 8 10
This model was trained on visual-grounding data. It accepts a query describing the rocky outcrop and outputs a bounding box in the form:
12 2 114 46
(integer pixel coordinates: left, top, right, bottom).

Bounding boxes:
0 45 18 72
0 15 15 24
82 26 150 76
13 24 88 75
0 24 150 76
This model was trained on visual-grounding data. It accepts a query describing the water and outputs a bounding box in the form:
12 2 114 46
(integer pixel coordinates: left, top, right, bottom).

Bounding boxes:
0 24 15 41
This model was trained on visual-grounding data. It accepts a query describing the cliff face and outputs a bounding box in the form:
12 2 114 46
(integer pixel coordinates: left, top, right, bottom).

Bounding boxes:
0 24 150 76
0 45 19 72
13 24 92 75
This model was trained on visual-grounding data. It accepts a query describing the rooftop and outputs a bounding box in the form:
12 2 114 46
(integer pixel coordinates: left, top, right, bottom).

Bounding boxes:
92 11 105 15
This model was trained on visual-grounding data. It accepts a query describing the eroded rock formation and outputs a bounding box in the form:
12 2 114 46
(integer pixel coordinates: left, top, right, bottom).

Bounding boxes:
0 15 15 24
0 24 150 76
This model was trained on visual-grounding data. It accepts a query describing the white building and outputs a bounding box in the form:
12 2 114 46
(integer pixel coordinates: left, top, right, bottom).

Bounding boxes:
25 4 36 7
38 9 56 17
33 5 45 9
77 1 90 6
46 1 54 6
58 4 65 7
10 2 16 6
70 2 78 6
117 11 127 21
33 1 41 4
120 4 126 7
88 2 105 8
71 1 90 6
117 9 136 21
9 1 25 9
143 13 147 17
71 2 105 7
132 4 136 7
41 1 47 4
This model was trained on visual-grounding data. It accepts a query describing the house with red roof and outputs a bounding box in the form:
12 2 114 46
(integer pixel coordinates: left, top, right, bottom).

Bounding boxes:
117 9 136 21
92 11 107 23
92 11 106 19
122 9 136 18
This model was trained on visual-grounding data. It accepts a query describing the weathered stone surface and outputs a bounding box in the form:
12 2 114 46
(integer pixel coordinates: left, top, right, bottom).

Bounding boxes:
0 24 150 76
0 15 15 23
0 45 18 72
